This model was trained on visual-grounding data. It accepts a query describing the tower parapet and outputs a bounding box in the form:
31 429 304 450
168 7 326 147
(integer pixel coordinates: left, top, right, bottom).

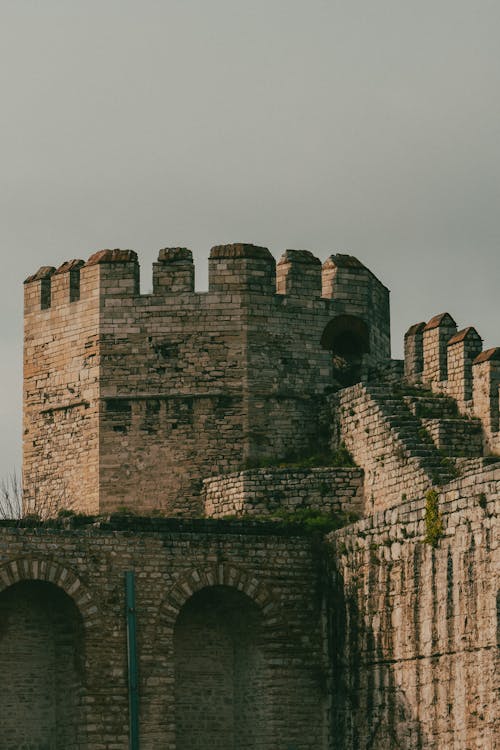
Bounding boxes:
473 348 500 452
404 322 425 380
276 249 322 297
51 259 85 305
447 327 482 406
422 312 457 385
321 253 391 364
153 248 194 294
84 249 140 298
208 243 276 294
24 266 56 312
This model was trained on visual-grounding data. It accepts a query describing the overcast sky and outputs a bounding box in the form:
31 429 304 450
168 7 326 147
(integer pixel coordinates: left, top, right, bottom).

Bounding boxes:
1 0 499 479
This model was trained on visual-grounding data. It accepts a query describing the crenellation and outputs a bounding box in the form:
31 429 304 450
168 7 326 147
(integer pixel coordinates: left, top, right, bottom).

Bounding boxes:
208 243 276 294
446 326 482 407
404 321 425 379
24 243 394 516
404 312 500 452
422 312 457 385
24 265 56 311
276 249 322 297
85 248 140 297
472 347 500 453
153 247 195 295
51 259 85 306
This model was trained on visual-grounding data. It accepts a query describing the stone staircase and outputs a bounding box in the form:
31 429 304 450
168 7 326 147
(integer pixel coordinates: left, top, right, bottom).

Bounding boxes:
335 380 486 512
364 384 482 487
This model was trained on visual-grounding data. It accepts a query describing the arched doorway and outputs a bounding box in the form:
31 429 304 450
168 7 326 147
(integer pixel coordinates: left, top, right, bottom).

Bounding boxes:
0 580 85 749
174 585 265 750
321 315 370 386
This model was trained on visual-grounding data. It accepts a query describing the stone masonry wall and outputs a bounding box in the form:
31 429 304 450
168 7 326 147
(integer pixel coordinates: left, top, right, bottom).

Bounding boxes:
0 519 326 750
327 462 499 750
203 467 364 518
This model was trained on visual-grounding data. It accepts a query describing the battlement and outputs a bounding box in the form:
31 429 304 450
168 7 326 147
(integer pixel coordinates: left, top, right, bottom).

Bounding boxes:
24 243 391 312
404 313 500 452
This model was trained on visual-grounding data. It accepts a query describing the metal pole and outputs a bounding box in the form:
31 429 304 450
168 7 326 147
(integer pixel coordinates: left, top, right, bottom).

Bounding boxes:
125 570 139 750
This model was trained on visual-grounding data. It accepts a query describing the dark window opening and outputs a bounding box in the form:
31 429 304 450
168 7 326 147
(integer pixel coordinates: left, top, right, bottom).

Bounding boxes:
321 315 370 387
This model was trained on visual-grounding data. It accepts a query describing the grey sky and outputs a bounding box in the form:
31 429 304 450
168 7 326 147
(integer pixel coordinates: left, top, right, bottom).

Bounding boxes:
1 0 499 478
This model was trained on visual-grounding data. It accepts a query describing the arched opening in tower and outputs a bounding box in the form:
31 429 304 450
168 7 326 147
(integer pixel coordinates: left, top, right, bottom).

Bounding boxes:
321 315 370 387
174 585 266 750
0 580 85 750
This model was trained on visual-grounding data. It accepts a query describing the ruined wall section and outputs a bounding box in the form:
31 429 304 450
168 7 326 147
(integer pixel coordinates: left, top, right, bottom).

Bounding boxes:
23 260 102 514
328 462 499 749
203 467 364 519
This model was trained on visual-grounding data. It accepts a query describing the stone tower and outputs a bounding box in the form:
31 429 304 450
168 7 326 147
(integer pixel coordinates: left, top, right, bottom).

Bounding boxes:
23 243 390 515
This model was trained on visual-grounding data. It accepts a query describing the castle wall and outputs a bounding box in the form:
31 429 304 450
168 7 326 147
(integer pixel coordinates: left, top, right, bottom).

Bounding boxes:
327 464 499 750
24 244 391 516
0 520 326 750
203 467 364 518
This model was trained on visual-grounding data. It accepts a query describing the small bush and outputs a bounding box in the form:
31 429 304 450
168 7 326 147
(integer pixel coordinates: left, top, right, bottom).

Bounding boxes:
424 489 444 547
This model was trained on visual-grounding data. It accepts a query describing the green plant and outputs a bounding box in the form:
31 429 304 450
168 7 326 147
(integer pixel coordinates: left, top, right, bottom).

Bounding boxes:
478 493 487 510
57 508 76 518
114 505 137 515
424 489 444 547
330 442 356 468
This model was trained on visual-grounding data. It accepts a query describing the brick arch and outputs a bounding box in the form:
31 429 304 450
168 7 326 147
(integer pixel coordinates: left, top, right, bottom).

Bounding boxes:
0 557 98 628
158 563 281 634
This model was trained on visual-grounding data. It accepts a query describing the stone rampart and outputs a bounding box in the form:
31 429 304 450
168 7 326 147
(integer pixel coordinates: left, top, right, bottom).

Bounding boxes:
327 462 500 749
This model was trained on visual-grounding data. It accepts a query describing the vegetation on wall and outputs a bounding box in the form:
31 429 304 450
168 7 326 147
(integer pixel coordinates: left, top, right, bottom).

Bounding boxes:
243 442 357 471
424 488 444 547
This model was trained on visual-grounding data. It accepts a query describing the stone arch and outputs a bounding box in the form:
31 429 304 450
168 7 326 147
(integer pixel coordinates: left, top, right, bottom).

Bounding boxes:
0 577 88 749
158 562 281 635
321 314 370 386
151 564 282 749
0 557 99 629
173 583 269 750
